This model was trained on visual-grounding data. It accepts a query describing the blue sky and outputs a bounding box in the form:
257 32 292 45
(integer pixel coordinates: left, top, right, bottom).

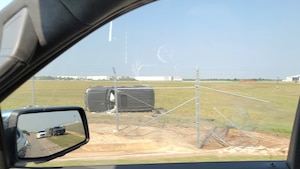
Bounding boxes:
0 0 10 10
18 110 82 132
1 0 300 79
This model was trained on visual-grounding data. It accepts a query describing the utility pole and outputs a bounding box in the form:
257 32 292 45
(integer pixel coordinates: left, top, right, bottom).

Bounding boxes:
276 76 279 89
195 66 201 148
112 67 119 132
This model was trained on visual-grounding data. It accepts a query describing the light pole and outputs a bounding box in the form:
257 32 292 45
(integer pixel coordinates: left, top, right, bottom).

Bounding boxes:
195 66 201 148
112 67 119 132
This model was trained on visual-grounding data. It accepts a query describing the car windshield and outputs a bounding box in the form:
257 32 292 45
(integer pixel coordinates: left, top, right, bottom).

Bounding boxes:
1 0 299 167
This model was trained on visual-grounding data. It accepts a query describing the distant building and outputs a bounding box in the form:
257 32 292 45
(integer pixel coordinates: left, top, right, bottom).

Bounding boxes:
56 75 110 80
134 76 182 81
54 75 183 81
87 76 110 80
283 75 300 82
57 75 80 79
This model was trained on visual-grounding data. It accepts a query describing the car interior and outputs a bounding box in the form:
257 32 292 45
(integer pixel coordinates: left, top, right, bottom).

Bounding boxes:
0 0 300 169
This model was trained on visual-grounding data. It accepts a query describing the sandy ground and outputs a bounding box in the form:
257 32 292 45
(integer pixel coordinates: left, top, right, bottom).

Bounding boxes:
54 123 289 161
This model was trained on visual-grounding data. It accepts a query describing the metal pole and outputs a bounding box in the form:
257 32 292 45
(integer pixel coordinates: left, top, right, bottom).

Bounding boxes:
196 66 201 148
276 76 279 89
113 67 119 132
31 76 35 107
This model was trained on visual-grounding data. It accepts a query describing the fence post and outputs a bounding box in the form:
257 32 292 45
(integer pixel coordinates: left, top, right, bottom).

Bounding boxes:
113 67 119 132
196 66 201 148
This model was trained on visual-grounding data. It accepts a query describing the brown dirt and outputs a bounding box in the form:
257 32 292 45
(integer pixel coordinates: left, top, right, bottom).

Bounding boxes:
54 123 289 161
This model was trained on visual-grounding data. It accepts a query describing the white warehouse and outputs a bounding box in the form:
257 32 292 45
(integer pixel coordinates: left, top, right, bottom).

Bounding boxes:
134 76 182 81
283 75 300 82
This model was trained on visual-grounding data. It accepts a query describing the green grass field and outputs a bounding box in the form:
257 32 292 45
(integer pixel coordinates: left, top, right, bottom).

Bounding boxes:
47 133 85 148
9 80 298 166
28 155 286 167
65 123 86 136
2 80 298 136
1 80 300 135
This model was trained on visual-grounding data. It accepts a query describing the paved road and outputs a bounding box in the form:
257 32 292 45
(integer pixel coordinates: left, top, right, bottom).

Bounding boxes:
25 135 63 158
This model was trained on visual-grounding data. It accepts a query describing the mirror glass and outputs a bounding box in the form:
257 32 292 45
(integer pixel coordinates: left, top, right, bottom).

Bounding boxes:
17 110 85 158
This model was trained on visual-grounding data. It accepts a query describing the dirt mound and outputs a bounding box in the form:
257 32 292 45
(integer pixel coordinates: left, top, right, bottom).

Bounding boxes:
59 123 289 161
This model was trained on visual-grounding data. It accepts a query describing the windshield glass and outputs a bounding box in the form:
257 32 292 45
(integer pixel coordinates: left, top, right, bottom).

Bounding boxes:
1 0 299 167
0 0 12 11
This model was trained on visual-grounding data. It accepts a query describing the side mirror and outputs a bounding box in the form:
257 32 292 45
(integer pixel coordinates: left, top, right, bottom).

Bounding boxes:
3 106 89 164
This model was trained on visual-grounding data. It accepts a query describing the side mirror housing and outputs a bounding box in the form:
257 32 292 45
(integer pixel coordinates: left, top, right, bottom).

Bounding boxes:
2 106 89 165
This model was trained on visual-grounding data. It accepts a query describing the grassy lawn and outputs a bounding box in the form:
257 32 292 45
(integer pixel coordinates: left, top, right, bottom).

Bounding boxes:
2 80 298 135
65 123 86 136
2 80 298 165
27 155 286 167
47 133 85 148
